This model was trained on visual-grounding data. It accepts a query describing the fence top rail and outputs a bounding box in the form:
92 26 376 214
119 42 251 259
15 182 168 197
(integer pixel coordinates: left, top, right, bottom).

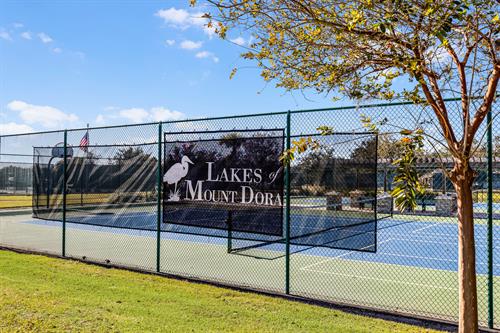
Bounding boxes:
0 96 481 139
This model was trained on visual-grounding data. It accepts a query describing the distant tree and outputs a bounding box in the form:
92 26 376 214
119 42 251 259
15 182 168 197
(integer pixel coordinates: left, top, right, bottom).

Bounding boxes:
166 142 221 166
495 136 500 158
291 147 336 191
68 151 99 167
219 133 245 158
351 135 401 160
114 147 155 163
106 147 157 193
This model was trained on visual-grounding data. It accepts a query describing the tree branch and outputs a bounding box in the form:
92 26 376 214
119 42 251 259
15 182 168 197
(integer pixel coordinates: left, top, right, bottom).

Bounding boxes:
466 64 500 152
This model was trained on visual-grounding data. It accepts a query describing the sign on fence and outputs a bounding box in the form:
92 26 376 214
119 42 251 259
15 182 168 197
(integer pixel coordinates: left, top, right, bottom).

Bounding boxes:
163 130 285 236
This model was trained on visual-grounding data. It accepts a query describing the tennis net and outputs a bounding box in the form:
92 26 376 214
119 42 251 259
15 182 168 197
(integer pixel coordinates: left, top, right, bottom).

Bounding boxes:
228 199 377 256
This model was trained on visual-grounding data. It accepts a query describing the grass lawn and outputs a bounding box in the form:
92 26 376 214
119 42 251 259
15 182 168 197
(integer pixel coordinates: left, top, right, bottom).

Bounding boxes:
0 250 441 333
0 193 152 209
0 194 111 209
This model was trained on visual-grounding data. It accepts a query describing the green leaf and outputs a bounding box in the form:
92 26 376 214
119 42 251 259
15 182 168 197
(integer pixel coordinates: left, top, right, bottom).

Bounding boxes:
400 129 413 135
317 126 334 135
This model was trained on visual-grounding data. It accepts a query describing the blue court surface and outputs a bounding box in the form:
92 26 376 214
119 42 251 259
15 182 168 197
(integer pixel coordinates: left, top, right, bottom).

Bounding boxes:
27 211 500 276
334 219 500 276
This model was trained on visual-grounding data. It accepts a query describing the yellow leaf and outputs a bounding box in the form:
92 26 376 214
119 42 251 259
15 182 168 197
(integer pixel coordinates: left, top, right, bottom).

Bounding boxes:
229 68 238 80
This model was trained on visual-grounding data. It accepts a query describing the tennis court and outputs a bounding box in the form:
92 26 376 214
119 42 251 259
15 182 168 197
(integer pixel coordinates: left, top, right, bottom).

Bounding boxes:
1 208 499 324
12 209 500 275
18 212 500 274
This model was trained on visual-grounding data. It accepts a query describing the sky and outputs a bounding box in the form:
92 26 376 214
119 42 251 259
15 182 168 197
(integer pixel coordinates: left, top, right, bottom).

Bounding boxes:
0 0 352 136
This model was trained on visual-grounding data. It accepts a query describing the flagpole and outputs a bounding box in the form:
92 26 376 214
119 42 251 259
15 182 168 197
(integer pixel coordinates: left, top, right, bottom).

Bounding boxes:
80 124 90 206
86 124 90 156
84 124 89 206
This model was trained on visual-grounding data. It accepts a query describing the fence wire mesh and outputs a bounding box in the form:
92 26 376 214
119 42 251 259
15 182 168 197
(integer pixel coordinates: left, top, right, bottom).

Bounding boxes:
0 98 498 329
1 131 65 255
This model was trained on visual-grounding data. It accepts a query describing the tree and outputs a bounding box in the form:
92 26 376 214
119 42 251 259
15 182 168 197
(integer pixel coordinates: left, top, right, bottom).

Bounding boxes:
494 135 500 157
219 132 246 158
110 147 157 194
114 147 153 163
291 147 336 193
351 135 402 160
196 1 499 331
67 151 99 168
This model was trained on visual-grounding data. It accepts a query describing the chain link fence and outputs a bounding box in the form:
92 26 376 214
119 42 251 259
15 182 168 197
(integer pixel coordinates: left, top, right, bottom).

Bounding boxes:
0 98 498 329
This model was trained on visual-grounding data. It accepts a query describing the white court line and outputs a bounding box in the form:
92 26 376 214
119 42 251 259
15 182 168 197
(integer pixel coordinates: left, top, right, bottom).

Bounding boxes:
299 239 496 277
390 237 456 246
381 232 456 239
379 252 500 267
382 220 498 236
299 246 495 276
301 267 457 290
396 237 500 251
300 250 358 270
411 223 440 233
383 231 493 241
419 231 495 239
301 266 492 295
300 239 393 271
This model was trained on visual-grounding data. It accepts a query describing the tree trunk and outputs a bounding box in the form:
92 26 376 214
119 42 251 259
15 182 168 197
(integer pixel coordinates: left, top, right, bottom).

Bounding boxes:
450 161 478 333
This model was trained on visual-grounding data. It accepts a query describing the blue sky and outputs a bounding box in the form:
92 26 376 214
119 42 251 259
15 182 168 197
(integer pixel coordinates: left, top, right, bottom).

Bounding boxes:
0 0 349 135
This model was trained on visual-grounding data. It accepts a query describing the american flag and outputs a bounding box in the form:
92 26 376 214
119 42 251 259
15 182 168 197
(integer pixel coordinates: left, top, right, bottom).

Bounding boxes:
79 131 89 152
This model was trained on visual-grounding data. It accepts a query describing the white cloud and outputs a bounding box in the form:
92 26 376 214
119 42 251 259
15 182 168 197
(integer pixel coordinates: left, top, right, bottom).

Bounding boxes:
95 114 106 124
119 108 150 123
180 40 202 50
13 23 24 28
201 23 216 39
20 31 32 40
52 47 62 53
0 30 12 41
165 39 175 46
195 51 219 63
230 37 246 46
155 8 190 25
155 7 215 38
195 51 210 58
96 106 185 125
173 120 210 132
150 107 184 121
0 122 33 135
37 32 53 43
7 100 78 128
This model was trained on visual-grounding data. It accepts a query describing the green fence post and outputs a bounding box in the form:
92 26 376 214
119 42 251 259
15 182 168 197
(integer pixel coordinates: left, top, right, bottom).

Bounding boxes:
487 106 494 329
62 130 67 257
285 110 291 295
157 122 162 273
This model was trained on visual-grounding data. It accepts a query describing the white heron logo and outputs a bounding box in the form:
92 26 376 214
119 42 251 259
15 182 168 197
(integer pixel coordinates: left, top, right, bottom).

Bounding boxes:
163 155 194 201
